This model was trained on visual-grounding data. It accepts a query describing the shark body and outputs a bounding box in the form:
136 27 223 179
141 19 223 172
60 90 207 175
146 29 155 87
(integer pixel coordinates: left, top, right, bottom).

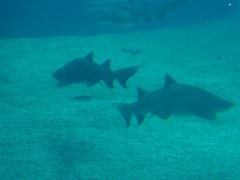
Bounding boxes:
114 75 234 127
91 0 187 26
52 52 141 88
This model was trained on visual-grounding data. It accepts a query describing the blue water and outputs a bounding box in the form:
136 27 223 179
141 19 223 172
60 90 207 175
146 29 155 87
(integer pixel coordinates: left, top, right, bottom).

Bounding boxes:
0 0 240 179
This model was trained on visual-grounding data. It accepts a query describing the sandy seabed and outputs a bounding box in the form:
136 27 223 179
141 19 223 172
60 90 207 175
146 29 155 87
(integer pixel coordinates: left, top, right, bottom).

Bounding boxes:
0 19 240 179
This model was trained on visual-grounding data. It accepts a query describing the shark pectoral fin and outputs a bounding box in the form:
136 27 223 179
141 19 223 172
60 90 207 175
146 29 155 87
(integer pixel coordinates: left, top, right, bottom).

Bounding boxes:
195 111 216 120
136 114 145 125
103 77 114 88
155 111 171 120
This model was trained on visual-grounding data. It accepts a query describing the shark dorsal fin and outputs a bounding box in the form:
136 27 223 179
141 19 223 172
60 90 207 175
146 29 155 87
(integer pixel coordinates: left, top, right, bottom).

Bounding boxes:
101 59 111 70
137 87 146 100
164 74 177 88
85 52 94 63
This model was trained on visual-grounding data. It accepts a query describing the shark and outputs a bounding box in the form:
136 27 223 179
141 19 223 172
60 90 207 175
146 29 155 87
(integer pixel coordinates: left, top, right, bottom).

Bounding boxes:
114 74 234 127
52 52 141 88
89 0 187 26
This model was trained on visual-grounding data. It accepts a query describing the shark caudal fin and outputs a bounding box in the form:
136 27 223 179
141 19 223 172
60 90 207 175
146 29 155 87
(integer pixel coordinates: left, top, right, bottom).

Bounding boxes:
113 88 147 127
101 59 115 88
112 103 135 128
114 64 141 88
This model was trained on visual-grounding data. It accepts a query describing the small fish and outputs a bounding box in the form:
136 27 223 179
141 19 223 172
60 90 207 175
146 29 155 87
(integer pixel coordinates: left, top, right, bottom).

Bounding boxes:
72 95 91 101
52 52 141 88
113 74 234 127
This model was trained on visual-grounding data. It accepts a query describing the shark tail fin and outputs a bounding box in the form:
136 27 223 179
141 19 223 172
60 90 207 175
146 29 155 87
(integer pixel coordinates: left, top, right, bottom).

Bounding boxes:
112 103 134 127
101 59 114 88
114 64 142 88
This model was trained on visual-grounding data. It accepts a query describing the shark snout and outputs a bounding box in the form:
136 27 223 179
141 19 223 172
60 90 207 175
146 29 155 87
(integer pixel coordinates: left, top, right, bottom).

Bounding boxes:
218 99 234 111
225 101 234 109
52 69 62 80
52 69 66 87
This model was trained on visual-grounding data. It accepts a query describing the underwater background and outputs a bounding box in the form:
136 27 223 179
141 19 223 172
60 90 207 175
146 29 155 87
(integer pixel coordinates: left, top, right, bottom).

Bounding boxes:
0 0 240 179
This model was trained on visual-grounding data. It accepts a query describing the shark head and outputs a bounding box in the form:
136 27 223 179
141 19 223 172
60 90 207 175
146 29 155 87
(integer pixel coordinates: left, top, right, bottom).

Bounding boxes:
215 98 234 112
52 67 65 80
52 67 72 87
52 52 94 87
